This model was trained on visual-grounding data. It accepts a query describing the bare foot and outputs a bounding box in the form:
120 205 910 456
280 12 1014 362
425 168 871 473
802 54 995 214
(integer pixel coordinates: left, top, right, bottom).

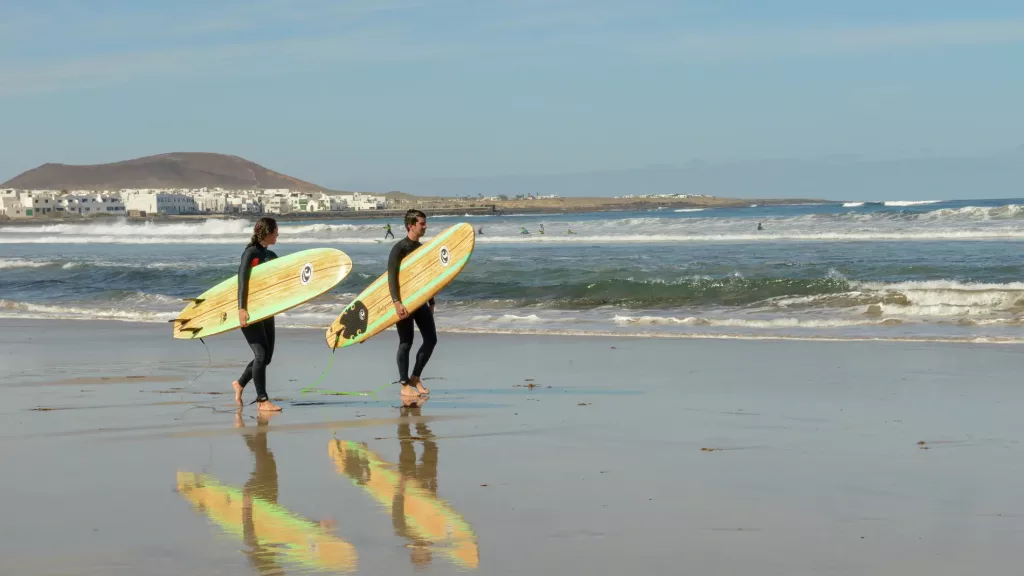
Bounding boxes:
256 399 282 412
409 376 430 395
232 381 243 405
400 384 420 398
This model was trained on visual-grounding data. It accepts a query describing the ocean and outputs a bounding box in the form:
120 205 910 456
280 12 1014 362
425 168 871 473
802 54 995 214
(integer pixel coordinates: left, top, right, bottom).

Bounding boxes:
3 197 1024 343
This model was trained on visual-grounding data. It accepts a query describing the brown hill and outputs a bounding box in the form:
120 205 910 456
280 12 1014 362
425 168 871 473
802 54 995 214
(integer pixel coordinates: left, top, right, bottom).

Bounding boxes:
2 152 330 192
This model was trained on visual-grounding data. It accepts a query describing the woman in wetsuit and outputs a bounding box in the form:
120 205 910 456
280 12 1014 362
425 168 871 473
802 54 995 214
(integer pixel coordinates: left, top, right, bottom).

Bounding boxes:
232 217 282 411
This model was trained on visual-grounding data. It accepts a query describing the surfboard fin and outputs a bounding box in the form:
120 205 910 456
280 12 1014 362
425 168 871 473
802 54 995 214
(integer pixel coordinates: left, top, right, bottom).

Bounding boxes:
180 327 202 334
168 318 190 324
182 298 205 305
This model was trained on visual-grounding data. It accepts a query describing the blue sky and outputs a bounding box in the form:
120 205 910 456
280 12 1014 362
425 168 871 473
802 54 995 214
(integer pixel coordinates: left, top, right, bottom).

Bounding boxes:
2 0 1024 198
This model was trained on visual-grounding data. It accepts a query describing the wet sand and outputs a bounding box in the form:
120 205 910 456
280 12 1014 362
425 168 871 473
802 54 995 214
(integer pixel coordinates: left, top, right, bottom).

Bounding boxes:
2 318 1024 575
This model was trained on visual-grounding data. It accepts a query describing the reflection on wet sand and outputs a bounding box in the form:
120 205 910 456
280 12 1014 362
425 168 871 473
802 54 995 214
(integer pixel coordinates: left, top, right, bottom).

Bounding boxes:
177 412 357 574
329 398 480 570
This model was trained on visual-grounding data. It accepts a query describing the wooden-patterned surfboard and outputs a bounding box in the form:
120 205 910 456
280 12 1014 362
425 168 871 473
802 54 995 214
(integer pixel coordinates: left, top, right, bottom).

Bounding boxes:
325 223 475 349
328 440 479 569
176 471 359 572
172 247 352 340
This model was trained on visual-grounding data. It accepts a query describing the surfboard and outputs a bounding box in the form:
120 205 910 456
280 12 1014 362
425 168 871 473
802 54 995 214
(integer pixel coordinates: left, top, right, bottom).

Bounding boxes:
172 247 352 340
325 223 475 349
328 440 479 569
176 471 358 572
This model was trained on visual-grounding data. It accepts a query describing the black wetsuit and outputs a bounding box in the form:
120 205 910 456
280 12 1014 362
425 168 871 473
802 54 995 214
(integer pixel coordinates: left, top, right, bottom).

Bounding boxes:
237 243 278 402
388 237 437 384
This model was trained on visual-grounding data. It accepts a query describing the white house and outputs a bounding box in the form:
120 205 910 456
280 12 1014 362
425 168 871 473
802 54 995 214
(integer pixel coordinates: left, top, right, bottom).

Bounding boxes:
335 192 385 211
123 191 198 215
57 193 126 215
0 194 27 217
263 195 292 214
14 190 60 216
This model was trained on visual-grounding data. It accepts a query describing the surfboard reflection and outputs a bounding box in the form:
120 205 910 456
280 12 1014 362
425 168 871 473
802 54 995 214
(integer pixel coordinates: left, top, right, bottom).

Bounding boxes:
177 412 358 575
328 401 480 569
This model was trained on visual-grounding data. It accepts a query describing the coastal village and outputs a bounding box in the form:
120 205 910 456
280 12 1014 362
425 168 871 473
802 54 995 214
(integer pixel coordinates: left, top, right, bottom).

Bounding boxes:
0 186 732 219
0 188 390 218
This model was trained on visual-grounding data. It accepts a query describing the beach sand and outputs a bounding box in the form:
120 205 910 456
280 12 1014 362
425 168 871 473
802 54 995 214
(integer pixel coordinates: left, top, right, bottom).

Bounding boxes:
2 318 1023 575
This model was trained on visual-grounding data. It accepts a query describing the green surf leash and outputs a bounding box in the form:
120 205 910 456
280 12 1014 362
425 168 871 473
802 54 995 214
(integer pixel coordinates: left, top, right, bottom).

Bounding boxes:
300 332 396 397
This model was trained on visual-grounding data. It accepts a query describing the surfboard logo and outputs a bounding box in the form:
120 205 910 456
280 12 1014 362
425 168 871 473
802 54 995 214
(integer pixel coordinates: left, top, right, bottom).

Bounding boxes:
300 262 314 285
339 300 369 340
439 246 451 267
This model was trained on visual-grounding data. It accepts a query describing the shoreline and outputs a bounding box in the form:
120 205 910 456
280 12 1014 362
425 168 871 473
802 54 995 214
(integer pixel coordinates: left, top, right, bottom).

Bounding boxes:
3 316 1022 346
0 197 836 224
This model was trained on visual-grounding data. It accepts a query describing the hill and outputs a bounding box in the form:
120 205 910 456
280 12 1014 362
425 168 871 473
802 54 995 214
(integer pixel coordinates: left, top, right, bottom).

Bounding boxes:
1 152 330 192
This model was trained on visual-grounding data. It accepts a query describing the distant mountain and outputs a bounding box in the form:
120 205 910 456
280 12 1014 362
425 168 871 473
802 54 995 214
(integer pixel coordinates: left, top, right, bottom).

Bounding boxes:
1 152 330 192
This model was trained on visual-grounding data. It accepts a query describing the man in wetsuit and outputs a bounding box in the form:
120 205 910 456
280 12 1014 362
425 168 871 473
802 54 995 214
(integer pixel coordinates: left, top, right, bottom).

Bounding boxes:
389 209 435 397
385 223 394 239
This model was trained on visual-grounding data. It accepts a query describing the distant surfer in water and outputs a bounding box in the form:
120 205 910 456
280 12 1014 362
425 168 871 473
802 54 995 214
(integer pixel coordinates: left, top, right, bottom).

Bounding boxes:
757 222 763 231
233 217 282 411
390 209 435 398
385 223 394 239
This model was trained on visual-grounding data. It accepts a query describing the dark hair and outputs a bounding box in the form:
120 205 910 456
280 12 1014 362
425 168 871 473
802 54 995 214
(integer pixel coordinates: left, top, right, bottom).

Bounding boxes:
404 209 426 231
249 217 278 247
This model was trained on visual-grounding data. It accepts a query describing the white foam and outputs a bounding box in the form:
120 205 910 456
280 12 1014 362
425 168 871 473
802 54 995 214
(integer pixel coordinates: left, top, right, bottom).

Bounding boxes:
842 202 865 207
0 258 51 269
883 200 941 206
4 203 1024 245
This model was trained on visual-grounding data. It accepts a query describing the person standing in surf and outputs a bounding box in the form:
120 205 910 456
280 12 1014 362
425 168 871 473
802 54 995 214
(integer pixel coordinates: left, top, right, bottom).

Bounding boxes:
390 209 435 398
385 223 394 239
232 217 282 411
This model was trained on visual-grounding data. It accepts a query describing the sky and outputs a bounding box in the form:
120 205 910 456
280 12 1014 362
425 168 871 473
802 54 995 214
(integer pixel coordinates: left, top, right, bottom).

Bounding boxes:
2 0 1024 199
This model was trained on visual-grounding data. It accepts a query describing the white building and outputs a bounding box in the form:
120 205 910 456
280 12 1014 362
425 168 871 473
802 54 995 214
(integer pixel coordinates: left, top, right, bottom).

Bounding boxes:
123 191 198 215
335 192 385 211
0 194 27 217
263 195 292 214
57 193 125 215
14 190 60 216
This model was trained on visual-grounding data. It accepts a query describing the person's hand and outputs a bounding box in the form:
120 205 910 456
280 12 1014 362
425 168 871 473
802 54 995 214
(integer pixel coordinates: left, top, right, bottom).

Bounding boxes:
394 301 408 319
238 308 249 327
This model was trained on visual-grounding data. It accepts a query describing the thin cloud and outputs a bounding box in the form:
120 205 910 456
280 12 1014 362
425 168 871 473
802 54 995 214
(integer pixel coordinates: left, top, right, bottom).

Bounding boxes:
638 19 1024 59
0 32 446 98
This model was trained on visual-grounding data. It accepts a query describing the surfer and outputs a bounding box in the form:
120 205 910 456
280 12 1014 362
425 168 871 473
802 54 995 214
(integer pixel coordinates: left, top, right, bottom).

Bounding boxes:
232 217 282 412
477 226 483 235
390 209 435 397
757 222 763 231
385 223 394 239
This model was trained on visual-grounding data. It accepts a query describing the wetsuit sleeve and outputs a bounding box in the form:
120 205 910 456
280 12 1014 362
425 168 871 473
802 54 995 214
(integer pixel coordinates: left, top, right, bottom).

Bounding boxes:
387 242 404 303
266 249 278 261
238 246 257 309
